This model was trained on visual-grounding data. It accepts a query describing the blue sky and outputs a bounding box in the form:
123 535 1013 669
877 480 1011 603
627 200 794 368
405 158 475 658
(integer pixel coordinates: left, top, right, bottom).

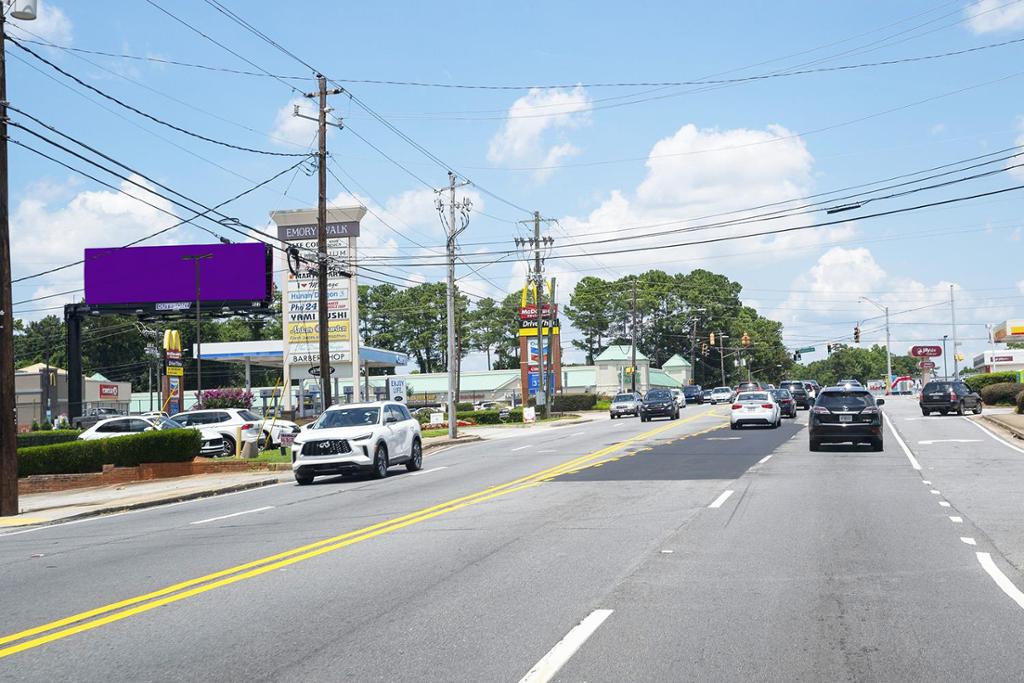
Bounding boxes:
7 0 1024 375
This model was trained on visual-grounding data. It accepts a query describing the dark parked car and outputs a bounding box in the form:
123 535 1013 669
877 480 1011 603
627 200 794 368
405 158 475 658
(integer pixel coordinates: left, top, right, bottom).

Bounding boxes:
639 389 679 422
771 389 797 418
919 380 982 416
71 407 125 430
682 385 704 404
809 387 885 452
779 380 811 409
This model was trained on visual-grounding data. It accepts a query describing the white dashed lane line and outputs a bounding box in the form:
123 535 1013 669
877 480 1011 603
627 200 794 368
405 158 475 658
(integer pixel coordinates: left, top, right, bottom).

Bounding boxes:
409 466 447 477
757 455 772 464
961 537 977 546
708 490 734 509
950 516 964 524
189 506 274 526
939 501 951 508
518 609 614 683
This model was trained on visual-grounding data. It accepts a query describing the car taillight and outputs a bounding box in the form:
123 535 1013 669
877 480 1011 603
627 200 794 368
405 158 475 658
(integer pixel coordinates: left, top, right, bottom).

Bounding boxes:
732 403 742 410
861 407 879 415
950 390 958 400
241 422 254 430
761 404 774 409
812 406 830 415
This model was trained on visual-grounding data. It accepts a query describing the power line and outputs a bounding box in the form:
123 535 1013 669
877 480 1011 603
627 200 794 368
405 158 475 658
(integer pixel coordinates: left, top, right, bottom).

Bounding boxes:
6 36 309 157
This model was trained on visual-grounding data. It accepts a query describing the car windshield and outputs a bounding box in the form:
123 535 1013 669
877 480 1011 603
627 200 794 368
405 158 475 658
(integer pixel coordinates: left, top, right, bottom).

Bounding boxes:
613 394 634 402
713 387 731 393
157 418 184 429
817 392 873 409
316 408 380 428
738 392 769 402
645 391 672 401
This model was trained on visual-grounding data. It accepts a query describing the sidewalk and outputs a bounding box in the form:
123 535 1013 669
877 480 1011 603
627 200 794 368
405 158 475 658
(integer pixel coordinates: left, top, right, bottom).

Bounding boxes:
0 427 495 529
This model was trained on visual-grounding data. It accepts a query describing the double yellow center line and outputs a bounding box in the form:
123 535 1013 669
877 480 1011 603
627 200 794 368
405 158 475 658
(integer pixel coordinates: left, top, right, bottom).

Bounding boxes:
0 413 712 658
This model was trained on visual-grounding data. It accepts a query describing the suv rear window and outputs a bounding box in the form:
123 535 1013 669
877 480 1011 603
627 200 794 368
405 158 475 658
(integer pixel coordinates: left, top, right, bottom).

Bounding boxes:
645 390 672 401
923 382 953 393
613 394 634 402
817 392 874 409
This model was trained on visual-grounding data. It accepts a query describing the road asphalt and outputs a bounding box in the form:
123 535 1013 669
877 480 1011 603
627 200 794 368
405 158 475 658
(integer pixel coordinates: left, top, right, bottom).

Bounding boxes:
2 398 1024 681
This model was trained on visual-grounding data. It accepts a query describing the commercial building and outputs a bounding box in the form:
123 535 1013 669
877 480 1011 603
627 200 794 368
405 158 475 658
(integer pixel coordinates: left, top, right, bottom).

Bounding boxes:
14 363 132 430
972 349 1024 375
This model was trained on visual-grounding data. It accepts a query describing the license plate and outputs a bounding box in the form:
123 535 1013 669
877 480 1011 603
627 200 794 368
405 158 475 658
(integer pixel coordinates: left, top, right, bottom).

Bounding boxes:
745 406 757 411
839 415 853 423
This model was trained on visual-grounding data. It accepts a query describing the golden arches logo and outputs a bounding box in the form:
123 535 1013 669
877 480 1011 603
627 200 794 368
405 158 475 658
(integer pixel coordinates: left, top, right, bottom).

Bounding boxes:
163 329 182 353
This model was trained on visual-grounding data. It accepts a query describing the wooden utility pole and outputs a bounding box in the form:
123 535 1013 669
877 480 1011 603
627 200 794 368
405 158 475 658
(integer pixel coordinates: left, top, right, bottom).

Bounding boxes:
0 13 18 515
630 278 638 394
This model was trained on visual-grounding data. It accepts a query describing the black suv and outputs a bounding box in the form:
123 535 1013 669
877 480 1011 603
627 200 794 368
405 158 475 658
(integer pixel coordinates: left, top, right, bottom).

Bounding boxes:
809 387 885 451
919 380 982 416
779 380 811 409
639 389 679 422
682 385 703 404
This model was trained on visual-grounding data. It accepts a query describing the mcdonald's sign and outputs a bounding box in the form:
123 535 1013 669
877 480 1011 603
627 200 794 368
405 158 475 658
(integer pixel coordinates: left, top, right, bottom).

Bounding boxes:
163 329 182 354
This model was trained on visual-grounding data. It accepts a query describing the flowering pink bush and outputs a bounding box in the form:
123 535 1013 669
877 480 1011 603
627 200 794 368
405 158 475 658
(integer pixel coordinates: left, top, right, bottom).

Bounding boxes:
196 388 254 409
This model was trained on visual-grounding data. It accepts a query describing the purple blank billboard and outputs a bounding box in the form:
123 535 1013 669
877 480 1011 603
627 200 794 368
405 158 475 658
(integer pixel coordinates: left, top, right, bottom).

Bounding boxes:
84 243 271 306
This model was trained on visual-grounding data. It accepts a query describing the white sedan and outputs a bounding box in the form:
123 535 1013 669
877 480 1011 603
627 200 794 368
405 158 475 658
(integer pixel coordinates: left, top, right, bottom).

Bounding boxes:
79 416 227 456
729 391 782 429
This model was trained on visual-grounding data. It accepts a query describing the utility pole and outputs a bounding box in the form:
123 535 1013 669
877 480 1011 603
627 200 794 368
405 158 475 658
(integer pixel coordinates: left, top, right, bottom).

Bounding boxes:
545 277 556 415
630 278 638 394
950 284 959 379
719 333 727 387
436 172 471 439
860 297 893 394
182 253 213 398
1 4 36 516
514 214 554 412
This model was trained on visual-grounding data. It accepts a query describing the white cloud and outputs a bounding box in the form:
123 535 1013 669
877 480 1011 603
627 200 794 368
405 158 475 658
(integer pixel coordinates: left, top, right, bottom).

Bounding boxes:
9 1 73 44
548 122 841 298
1018 279 1024 295
487 86 591 181
965 0 1024 33
929 123 946 136
269 97 318 148
11 176 181 319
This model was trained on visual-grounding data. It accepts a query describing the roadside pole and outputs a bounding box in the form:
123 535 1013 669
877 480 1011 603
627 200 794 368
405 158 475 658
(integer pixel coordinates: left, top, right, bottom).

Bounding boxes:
437 173 471 439
630 278 638 394
884 305 893 395
0 10 18 515
546 277 556 416
950 285 959 379
719 334 727 386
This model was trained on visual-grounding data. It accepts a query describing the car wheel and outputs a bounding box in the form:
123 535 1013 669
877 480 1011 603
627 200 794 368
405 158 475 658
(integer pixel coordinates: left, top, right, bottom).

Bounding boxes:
809 439 821 452
730 423 738 430
973 402 983 415
921 409 930 417
222 435 236 457
956 401 965 416
295 474 313 486
871 438 884 452
372 444 389 479
406 439 423 472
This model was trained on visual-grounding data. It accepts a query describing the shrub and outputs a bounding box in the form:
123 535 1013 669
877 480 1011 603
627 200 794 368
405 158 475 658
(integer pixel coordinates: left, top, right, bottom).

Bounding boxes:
456 402 474 412
552 394 598 411
965 372 1020 394
980 382 1024 406
30 421 40 432
16 430 81 448
1017 389 1024 415
196 388 253 409
18 430 201 477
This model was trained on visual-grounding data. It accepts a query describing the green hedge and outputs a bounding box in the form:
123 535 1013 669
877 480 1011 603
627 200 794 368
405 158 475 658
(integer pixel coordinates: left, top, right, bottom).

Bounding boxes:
980 382 1024 406
965 371 1021 394
16 430 81 448
552 394 598 411
1017 389 1024 415
18 430 201 477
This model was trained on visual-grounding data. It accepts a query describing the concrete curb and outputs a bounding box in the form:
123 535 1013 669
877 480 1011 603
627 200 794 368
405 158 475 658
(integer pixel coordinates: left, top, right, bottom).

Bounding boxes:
13 477 286 529
423 434 483 452
978 414 1024 441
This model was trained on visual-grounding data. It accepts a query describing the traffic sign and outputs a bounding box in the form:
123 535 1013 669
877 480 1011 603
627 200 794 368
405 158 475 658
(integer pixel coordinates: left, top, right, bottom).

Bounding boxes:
796 346 815 354
910 345 942 358
917 360 936 370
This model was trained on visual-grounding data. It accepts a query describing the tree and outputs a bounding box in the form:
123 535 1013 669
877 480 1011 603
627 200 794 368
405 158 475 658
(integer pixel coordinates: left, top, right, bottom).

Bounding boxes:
565 277 614 364
467 297 506 370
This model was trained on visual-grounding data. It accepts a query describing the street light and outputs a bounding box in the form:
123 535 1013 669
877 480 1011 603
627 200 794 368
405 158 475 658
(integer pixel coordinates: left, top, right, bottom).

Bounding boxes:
182 254 213 398
1 0 38 516
860 297 892 395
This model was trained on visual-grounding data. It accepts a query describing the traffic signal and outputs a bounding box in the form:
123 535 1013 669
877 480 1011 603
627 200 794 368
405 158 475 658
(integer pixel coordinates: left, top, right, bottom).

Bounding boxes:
701 342 709 356
741 332 751 347
854 326 861 343
793 352 801 362
827 343 833 354
709 332 715 346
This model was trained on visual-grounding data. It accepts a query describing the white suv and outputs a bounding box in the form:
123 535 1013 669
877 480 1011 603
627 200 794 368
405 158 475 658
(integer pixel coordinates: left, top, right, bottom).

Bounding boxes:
170 408 299 452
79 416 226 456
291 402 422 485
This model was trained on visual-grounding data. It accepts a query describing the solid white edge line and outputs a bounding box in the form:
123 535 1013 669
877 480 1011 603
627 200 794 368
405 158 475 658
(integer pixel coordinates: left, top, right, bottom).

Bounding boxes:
977 552 1024 610
962 416 1024 455
512 445 530 452
757 455 772 464
708 490 735 509
519 609 613 683
189 506 274 526
409 466 447 477
884 418 921 470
